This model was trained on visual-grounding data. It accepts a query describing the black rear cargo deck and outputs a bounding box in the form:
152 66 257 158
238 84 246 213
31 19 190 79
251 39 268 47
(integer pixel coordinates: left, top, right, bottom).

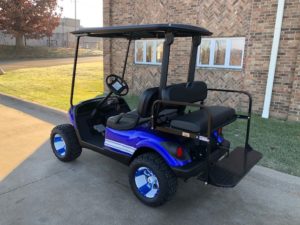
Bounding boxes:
209 147 262 187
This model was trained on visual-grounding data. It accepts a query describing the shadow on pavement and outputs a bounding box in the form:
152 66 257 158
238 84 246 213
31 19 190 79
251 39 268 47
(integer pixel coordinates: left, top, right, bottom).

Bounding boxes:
0 93 68 125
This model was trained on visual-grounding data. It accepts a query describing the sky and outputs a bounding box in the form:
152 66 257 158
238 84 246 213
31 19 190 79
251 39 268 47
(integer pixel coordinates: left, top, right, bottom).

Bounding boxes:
59 0 103 27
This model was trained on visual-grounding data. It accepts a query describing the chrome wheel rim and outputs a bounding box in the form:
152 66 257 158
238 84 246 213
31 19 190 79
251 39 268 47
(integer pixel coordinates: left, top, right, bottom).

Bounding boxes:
134 166 159 198
53 134 66 157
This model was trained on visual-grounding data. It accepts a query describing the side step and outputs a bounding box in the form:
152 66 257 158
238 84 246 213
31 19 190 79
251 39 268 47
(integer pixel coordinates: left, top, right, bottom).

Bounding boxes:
209 146 262 187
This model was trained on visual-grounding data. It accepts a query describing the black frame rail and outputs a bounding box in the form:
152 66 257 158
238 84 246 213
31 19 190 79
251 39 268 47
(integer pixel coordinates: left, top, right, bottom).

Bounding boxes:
151 89 252 149
151 100 212 141
151 99 213 181
150 89 253 182
207 88 253 150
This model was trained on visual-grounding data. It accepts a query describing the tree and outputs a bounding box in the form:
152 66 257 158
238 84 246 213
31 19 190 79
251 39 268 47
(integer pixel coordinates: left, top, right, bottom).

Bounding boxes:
0 0 61 48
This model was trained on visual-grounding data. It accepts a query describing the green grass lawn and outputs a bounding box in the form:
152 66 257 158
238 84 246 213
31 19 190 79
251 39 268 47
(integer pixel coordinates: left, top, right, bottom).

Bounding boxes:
0 63 300 176
0 62 104 110
0 45 102 60
224 115 300 176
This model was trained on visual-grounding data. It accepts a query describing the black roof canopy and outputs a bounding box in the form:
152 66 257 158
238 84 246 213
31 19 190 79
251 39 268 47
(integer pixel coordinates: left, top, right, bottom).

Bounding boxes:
71 24 212 39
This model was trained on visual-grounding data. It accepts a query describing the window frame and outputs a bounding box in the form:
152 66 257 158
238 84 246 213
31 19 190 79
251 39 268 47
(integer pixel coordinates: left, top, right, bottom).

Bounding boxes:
134 39 164 65
197 37 245 70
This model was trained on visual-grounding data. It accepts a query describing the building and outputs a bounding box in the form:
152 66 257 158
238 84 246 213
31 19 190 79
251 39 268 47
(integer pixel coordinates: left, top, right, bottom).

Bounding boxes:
47 17 81 47
0 18 102 49
0 18 79 47
103 0 300 121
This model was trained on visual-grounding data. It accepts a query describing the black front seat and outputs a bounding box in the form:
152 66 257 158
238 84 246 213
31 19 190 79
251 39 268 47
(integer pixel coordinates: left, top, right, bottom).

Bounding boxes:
106 87 159 130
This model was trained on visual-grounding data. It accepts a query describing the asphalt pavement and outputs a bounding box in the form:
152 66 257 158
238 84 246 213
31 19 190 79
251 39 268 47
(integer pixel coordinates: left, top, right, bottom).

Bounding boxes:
0 93 300 225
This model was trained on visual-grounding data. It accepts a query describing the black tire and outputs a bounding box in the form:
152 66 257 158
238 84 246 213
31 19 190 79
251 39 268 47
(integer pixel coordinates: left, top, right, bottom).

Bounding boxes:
50 124 82 162
129 152 177 207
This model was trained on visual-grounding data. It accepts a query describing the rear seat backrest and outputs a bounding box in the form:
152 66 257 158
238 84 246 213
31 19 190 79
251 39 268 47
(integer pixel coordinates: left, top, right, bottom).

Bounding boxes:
162 81 207 103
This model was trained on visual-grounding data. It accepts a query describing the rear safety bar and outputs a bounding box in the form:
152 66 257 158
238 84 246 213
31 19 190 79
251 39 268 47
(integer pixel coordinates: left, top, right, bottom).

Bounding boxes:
150 90 254 183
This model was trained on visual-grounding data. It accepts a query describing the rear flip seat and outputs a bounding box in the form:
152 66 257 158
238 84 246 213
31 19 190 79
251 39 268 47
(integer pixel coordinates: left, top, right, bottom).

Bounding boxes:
162 82 236 134
170 106 236 133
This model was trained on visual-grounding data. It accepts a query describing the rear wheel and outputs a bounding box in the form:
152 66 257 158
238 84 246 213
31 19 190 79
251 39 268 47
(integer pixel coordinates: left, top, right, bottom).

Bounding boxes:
129 152 177 207
50 124 82 162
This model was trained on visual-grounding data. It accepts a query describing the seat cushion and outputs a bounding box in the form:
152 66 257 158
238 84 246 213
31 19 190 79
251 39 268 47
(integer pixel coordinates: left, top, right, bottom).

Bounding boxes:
107 108 180 131
170 106 236 133
106 110 149 130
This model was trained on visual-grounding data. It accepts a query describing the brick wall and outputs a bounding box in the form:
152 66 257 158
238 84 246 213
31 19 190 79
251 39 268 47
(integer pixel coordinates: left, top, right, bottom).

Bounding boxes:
270 0 300 119
288 42 300 121
103 0 300 121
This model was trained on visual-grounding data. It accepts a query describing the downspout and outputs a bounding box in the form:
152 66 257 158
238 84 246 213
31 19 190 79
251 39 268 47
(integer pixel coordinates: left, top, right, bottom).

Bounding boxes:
262 0 285 118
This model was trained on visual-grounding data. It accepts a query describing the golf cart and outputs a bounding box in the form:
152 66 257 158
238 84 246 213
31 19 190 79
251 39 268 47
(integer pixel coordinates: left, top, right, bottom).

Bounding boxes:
50 24 262 207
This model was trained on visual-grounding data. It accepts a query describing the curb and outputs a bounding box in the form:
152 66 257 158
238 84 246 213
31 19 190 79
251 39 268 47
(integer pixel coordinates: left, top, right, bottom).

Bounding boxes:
0 92 67 120
252 165 300 185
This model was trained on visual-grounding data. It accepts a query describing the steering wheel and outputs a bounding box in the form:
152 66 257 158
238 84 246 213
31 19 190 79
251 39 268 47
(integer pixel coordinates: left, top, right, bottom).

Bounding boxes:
90 74 129 121
106 74 129 96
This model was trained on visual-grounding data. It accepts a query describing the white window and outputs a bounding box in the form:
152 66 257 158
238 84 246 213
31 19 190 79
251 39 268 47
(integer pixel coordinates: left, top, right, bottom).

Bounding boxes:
197 37 245 69
135 39 164 65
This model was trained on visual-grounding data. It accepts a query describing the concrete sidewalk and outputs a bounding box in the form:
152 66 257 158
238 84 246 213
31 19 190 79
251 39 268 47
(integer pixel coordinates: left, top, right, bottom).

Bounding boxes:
0 94 300 225
0 104 52 181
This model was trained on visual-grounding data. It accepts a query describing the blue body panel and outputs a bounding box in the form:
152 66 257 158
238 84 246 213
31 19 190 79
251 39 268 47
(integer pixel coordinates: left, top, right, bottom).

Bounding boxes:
69 107 75 126
104 127 191 167
69 105 191 167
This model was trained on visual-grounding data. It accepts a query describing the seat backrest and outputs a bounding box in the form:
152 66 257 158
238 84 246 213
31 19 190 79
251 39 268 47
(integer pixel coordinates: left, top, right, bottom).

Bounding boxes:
162 81 207 103
137 87 159 118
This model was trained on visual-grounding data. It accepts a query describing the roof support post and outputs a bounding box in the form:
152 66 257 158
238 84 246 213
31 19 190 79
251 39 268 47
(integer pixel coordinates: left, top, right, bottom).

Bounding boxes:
187 36 201 83
159 32 174 96
262 0 285 118
70 36 81 107
121 39 131 79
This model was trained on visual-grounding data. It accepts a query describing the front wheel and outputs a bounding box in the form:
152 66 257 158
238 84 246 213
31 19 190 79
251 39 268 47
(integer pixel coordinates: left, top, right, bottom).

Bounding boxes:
50 124 82 162
129 152 177 207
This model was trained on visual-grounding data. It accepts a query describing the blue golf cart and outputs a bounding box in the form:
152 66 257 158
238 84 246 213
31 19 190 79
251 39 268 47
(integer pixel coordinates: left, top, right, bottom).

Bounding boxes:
50 24 262 207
